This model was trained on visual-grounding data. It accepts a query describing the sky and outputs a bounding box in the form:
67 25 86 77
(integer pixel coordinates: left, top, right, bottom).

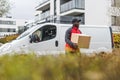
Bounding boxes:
9 0 40 20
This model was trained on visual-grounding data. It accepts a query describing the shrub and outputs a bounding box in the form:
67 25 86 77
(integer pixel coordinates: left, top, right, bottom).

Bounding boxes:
0 34 19 44
0 49 119 80
113 32 120 48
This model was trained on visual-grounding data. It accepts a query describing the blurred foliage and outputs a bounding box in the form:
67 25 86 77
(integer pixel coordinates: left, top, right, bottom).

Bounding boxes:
113 32 120 48
0 49 119 80
0 0 10 17
0 34 19 44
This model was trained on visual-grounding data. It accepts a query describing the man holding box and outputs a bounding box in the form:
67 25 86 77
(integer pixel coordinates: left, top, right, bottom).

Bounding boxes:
65 18 82 54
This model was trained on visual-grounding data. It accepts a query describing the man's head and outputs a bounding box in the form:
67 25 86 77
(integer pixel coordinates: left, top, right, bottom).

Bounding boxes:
72 18 81 27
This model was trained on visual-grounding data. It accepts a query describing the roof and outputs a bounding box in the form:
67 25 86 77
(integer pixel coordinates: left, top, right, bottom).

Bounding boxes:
39 22 110 28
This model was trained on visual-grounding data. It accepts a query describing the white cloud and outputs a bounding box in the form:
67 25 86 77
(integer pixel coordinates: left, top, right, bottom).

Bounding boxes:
9 0 40 20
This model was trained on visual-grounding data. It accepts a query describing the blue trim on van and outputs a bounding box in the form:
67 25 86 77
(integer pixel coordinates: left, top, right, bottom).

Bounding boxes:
109 27 114 48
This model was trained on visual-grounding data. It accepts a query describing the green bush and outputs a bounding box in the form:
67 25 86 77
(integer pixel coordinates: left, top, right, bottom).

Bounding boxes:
0 34 19 44
113 32 120 48
0 49 120 80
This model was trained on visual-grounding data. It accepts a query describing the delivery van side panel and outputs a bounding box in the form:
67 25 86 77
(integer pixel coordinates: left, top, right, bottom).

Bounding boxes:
79 27 112 49
59 25 112 52
58 25 69 51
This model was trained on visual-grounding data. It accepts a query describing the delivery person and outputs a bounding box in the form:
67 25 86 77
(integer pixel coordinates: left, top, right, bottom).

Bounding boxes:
65 18 82 54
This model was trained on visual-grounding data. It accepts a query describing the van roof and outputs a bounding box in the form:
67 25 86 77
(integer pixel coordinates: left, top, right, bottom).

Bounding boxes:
41 23 110 28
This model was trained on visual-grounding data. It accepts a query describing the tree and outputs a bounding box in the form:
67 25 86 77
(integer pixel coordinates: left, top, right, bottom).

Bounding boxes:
0 0 10 17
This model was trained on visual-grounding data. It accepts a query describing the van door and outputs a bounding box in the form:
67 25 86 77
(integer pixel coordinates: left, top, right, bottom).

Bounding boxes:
28 25 59 54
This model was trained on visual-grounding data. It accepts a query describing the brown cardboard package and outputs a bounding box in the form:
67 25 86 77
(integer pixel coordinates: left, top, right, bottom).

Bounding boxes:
71 33 91 48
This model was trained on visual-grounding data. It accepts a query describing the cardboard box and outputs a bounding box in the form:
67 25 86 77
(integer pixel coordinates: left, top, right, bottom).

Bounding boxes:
71 33 91 48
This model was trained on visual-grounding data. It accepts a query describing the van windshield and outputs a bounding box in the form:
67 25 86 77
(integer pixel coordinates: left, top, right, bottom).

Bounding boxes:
16 26 37 40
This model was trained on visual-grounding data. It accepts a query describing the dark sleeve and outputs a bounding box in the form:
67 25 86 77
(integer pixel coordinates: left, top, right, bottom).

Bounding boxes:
65 28 75 48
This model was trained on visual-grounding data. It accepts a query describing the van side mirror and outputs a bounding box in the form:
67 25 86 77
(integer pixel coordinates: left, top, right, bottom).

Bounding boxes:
29 34 40 43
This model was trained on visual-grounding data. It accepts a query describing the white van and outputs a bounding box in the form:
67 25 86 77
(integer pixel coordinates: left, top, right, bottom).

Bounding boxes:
0 23 113 55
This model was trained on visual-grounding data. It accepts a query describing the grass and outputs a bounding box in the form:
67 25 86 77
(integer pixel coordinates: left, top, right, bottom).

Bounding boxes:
0 49 120 80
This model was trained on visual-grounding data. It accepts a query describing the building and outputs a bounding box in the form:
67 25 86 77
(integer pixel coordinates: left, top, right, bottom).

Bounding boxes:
110 0 120 31
35 0 85 24
0 18 27 38
35 0 120 31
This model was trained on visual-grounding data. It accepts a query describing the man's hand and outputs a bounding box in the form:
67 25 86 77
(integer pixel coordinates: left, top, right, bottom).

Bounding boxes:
73 43 78 49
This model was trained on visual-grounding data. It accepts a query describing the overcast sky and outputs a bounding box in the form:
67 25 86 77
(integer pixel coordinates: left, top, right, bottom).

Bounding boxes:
9 0 40 20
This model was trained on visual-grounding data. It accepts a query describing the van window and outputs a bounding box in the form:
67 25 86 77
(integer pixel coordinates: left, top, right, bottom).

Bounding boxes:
32 25 56 43
32 29 42 42
17 26 38 40
42 25 56 41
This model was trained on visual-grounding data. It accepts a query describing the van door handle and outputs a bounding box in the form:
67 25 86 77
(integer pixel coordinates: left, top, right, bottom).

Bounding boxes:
55 40 58 47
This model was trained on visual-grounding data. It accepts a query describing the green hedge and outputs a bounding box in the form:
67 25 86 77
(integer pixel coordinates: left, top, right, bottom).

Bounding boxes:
0 49 120 80
0 34 19 44
113 32 120 48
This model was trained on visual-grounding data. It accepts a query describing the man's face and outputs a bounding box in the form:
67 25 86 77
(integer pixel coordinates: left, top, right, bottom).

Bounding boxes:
73 21 80 27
